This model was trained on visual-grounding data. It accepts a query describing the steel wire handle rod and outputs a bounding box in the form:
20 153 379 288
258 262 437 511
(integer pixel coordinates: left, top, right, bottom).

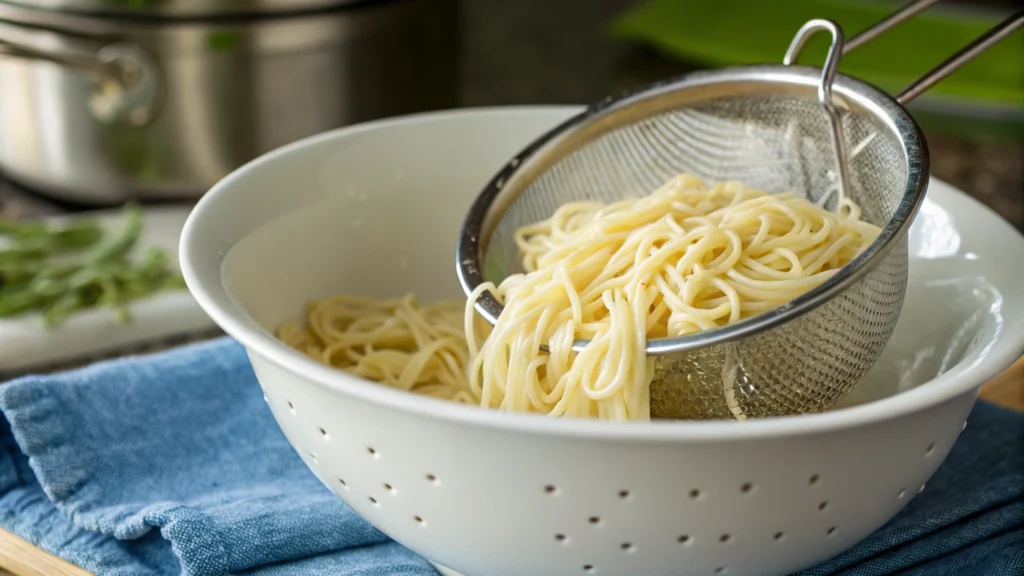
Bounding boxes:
843 0 1024 104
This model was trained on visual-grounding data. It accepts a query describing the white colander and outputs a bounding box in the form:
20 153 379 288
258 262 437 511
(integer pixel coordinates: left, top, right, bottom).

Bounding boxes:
180 108 1024 576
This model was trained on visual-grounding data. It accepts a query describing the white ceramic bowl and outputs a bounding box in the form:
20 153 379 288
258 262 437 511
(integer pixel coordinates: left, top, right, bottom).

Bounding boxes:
180 107 1024 576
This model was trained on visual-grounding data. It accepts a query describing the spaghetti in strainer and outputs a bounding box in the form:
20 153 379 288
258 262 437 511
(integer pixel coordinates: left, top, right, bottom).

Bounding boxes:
457 1 1023 420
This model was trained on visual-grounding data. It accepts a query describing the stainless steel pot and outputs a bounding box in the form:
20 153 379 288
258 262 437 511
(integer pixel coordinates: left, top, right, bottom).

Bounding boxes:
2 0 359 19
0 0 459 203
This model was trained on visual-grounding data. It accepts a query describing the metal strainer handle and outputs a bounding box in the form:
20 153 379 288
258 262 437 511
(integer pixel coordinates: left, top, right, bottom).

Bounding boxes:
786 0 1024 106
782 20 851 206
779 0 1023 214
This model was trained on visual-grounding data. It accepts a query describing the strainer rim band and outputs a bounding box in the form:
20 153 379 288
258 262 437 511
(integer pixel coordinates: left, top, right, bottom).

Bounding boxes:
456 64 930 355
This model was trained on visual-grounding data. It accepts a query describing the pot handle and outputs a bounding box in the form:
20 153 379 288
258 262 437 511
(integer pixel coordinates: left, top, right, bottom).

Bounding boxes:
0 21 161 127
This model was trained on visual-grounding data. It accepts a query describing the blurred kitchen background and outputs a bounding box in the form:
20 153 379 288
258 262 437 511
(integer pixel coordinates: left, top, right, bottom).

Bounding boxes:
0 0 1021 229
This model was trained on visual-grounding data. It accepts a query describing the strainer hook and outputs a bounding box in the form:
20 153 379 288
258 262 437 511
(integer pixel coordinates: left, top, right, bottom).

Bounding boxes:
782 19 851 210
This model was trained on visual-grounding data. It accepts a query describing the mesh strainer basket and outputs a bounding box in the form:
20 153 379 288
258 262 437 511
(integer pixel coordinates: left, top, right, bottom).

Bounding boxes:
457 5 1023 420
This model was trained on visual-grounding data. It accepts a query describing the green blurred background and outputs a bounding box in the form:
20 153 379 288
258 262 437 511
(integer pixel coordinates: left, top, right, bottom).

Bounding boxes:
609 0 1023 140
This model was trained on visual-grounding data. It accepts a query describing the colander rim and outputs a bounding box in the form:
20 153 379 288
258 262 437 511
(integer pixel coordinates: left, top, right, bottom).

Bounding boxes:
456 65 930 355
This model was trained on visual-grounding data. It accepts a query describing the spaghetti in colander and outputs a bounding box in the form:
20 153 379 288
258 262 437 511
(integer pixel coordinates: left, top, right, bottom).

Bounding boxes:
278 295 478 404
278 174 881 421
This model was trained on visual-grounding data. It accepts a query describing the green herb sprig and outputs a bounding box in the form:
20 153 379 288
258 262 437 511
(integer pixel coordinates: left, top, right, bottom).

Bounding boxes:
0 204 186 328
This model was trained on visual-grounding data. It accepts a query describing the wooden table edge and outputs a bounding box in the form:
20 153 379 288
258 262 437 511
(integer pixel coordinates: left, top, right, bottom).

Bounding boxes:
2 356 1022 576
0 530 90 576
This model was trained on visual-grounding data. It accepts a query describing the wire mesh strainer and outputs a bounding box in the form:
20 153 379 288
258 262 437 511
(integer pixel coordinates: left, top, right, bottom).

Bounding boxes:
457 2 1024 420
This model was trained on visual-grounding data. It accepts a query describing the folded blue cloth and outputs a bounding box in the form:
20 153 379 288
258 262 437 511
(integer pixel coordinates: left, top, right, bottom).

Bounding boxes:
0 338 435 576
0 337 1021 576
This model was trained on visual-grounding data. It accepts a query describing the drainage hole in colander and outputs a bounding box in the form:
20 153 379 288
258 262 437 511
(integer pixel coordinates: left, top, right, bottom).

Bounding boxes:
773 531 785 542
588 516 602 526
308 451 318 464
925 442 935 457
287 401 295 414
384 483 394 493
818 501 829 512
555 533 568 544
688 489 702 500
809 474 820 486
545 484 558 495
338 478 348 490
368 496 379 506
741 483 754 494
367 447 378 457
413 515 425 526
962 421 968 431
677 535 691 545
898 489 907 499
620 543 635 553
618 490 631 500
582 564 595 573
719 534 731 543
918 484 926 493
827 526 837 536
715 568 727 575
319 427 329 440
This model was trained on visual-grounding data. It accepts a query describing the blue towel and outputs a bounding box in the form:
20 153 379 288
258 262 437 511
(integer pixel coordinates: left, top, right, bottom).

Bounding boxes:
0 337 1021 576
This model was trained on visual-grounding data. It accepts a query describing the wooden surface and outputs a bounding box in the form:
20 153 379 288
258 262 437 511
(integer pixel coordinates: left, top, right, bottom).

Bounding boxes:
0 530 90 576
2 356 1022 576
980 356 1024 411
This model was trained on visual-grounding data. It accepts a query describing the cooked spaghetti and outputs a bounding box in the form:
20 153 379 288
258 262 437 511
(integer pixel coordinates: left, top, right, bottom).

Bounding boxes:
279 174 882 421
278 294 477 404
